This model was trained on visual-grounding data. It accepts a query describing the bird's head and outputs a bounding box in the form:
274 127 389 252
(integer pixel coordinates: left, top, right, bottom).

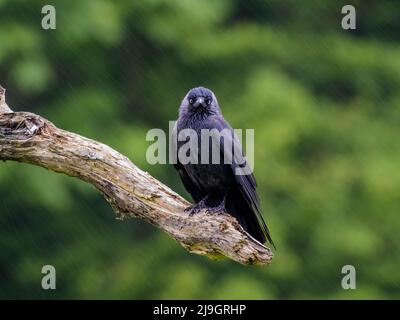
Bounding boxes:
180 86 220 117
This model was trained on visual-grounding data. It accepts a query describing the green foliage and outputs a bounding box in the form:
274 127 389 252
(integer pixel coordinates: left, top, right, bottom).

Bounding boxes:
0 0 399 299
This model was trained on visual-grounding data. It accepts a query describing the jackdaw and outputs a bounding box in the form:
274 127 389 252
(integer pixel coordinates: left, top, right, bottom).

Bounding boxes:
172 86 274 246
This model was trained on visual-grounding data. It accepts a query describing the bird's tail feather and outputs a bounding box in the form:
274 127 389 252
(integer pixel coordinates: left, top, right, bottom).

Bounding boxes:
226 189 275 248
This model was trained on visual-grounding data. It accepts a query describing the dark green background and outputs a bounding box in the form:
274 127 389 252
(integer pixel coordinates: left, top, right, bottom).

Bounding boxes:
0 0 399 299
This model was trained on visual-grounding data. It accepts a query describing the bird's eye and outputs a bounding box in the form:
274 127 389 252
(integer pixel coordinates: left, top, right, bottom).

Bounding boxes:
189 98 194 104
206 98 212 105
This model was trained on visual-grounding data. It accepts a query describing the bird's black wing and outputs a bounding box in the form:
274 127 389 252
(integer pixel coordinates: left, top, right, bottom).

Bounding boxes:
172 122 205 203
203 115 275 246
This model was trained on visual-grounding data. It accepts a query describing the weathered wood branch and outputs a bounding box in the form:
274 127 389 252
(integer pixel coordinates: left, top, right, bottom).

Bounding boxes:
0 85 273 265
0 86 12 113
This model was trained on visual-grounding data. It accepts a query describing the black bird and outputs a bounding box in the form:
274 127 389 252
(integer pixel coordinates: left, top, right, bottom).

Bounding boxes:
172 86 274 246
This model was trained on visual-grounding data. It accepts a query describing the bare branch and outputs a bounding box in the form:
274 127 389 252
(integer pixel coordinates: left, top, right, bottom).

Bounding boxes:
0 86 273 265
0 85 12 113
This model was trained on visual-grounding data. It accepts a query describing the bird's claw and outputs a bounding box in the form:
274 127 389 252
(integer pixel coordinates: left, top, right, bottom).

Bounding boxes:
185 203 205 216
185 195 210 216
205 201 226 214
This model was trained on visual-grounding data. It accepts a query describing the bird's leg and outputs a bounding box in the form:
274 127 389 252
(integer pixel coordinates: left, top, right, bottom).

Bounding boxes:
184 195 209 216
206 195 227 214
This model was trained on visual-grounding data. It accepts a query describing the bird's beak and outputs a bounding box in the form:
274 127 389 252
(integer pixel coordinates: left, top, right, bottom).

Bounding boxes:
193 97 206 108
